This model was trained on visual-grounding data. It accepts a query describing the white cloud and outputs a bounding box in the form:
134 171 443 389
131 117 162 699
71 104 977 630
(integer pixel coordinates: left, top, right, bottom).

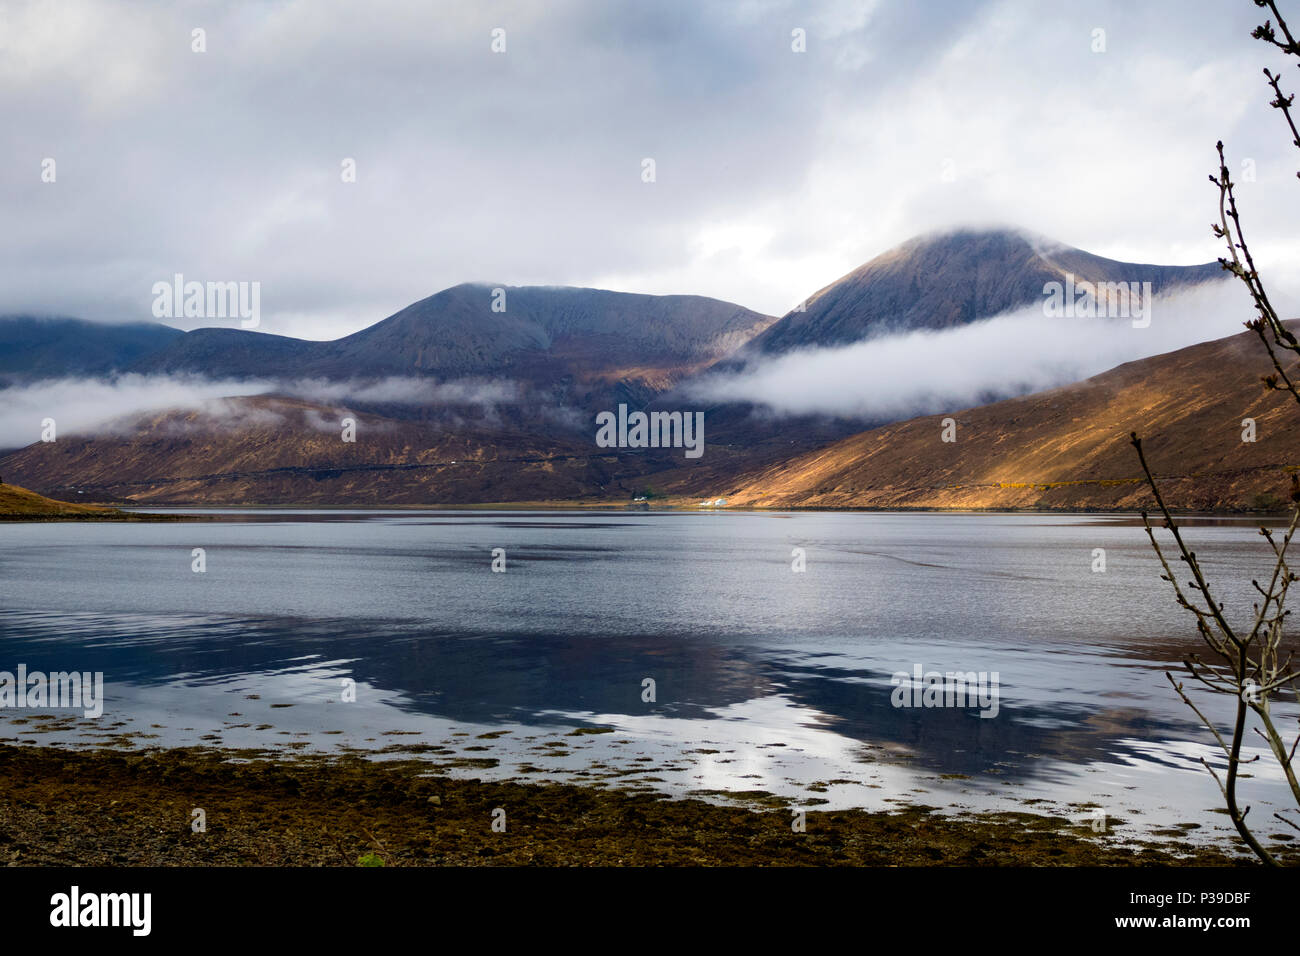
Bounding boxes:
0 375 269 448
0 0 1296 338
688 278 1269 418
277 377 522 406
0 373 528 449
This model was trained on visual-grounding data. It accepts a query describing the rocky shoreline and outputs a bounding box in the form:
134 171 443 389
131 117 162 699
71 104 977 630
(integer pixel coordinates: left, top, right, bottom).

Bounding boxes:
0 743 1274 866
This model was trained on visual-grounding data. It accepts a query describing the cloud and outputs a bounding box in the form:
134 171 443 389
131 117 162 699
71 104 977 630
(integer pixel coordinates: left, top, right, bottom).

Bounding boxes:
1 0 1297 337
0 373 531 449
277 377 522 406
687 279 1269 419
0 375 270 448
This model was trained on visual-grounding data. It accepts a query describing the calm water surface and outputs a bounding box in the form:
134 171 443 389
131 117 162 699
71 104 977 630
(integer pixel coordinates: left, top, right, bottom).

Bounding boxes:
1 509 1295 851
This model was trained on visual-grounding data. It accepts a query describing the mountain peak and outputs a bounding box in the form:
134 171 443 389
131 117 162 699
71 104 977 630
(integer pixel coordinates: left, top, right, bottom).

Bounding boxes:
750 229 1225 354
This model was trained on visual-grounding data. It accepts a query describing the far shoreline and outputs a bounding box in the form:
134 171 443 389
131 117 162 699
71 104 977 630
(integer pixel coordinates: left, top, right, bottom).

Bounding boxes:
0 511 210 522
10 497 1292 526
105 500 1298 519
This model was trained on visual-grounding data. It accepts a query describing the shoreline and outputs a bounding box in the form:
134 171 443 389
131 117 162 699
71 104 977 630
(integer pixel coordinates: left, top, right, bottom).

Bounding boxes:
0 482 207 522
0 511 207 522
44 500 1300 519
0 743 1271 866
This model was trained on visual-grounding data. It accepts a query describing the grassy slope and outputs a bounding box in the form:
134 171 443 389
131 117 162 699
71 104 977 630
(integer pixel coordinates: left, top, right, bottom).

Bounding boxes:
0 482 111 516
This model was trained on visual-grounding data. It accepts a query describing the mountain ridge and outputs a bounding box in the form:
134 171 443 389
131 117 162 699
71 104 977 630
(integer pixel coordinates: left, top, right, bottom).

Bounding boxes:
746 227 1225 356
0 316 184 384
128 284 777 392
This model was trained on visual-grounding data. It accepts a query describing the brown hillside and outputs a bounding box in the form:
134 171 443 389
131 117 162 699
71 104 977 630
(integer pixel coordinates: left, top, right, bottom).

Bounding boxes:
0 481 110 517
0 396 707 506
721 322 1300 511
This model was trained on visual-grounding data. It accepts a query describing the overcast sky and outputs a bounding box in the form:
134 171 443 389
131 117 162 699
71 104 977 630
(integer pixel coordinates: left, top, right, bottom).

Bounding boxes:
3 0 1299 340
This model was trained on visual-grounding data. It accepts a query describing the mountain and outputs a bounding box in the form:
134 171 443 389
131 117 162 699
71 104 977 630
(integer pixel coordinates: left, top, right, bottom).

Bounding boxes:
718 322 1300 512
129 284 775 397
0 286 783 504
11 323 1295 510
0 233 1258 509
746 228 1225 355
125 328 316 380
0 316 184 384
0 395 718 506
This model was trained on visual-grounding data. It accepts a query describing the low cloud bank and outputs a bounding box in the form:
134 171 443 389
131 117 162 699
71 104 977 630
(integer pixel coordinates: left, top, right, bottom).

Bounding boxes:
0 375 270 448
0 375 526 448
687 280 1274 419
277 377 521 406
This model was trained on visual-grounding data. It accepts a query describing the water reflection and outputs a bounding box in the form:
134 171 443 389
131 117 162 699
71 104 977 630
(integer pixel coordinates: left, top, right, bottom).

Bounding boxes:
0 608 1210 781
2 509 1296 842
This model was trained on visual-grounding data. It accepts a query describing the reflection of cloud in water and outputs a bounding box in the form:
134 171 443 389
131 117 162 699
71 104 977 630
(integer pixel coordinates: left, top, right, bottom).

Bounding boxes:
0 608 1221 784
6 606 1300 847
